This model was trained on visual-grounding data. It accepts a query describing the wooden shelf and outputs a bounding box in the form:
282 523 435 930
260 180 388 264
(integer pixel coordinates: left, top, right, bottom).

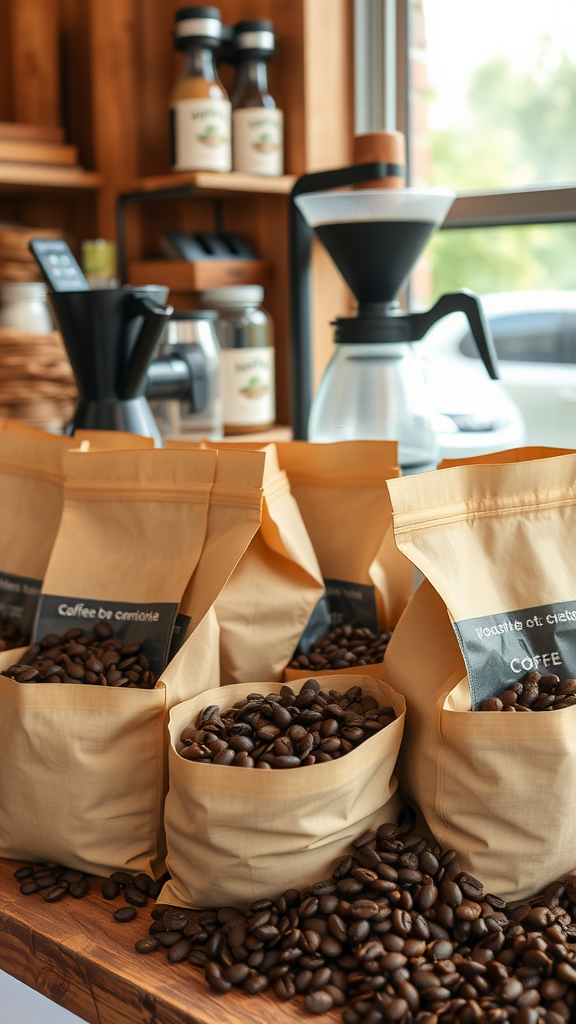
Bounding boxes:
129 259 270 291
125 170 296 199
0 162 102 193
0 856 338 1024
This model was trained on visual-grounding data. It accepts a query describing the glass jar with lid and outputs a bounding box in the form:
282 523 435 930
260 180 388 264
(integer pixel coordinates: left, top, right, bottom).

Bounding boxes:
199 285 275 434
0 282 53 333
170 6 232 172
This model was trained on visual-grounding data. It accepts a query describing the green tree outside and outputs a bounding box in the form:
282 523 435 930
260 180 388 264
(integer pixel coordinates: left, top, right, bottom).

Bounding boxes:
424 47 576 302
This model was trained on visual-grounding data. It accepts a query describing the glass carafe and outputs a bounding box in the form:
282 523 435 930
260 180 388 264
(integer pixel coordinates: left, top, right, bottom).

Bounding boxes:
308 341 438 473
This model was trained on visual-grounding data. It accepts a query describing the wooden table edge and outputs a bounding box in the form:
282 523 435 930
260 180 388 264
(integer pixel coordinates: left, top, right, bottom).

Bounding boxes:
0 857 338 1024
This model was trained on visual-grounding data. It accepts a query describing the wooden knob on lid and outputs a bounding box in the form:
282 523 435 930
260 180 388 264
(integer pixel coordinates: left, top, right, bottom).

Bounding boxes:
353 131 406 189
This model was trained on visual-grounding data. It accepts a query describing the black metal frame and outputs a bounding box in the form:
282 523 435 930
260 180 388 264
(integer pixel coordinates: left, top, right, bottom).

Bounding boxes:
116 185 225 282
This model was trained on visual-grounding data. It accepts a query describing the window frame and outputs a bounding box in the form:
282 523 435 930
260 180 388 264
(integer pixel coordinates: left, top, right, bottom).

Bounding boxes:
354 0 576 231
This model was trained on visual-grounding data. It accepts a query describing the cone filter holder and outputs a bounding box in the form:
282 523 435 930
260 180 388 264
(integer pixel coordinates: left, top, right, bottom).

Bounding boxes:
295 188 454 305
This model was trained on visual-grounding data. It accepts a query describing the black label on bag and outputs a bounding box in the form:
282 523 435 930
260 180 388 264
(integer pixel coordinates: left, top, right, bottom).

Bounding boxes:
0 570 42 636
294 594 332 656
33 595 179 676
168 612 192 662
454 599 576 709
324 578 379 632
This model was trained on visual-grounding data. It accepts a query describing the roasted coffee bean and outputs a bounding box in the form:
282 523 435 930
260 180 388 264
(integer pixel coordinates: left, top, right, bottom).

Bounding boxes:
289 625 392 671
102 879 120 900
206 961 233 993
124 887 148 907
304 989 334 1014
178 678 395 769
167 939 193 963
14 865 34 880
69 879 90 898
113 906 137 922
44 885 68 902
20 880 40 895
135 936 159 954
5 626 157 689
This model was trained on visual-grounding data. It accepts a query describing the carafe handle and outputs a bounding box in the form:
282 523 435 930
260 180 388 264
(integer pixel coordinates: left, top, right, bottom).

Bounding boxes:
119 297 173 400
411 289 499 379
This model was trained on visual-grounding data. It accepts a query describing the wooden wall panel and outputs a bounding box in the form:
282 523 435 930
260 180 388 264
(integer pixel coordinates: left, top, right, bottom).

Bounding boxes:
9 0 60 126
0 0 13 122
60 0 94 170
89 0 140 240
303 0 355 391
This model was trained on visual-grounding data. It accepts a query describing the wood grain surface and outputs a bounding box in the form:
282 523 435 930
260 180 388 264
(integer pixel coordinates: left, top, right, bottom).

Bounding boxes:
128 258 270 291
0 857 339 1024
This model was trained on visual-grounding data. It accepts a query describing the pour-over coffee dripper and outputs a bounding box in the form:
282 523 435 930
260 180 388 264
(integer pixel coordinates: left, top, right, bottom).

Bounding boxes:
289 163 499 471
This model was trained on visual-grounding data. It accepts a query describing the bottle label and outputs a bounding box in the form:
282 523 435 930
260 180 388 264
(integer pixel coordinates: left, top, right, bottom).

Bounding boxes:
220 347 275 426
232 108 283 176
171 98 232 172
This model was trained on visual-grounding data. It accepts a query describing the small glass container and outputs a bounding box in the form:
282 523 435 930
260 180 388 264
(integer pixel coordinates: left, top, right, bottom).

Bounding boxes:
0 282 53 333
150 310 223 440
199 285 275 434
230 20 283 176
170 6 232 172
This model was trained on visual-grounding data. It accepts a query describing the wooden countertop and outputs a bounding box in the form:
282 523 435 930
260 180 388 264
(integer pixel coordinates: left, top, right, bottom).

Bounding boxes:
0 857 339 1024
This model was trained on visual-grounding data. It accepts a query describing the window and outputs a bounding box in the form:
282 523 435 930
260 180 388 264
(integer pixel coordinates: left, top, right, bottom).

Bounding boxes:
409 0 576 305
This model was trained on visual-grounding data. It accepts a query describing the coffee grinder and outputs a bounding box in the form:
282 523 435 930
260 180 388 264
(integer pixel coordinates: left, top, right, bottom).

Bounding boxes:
289 134 499 471
29 239 209 445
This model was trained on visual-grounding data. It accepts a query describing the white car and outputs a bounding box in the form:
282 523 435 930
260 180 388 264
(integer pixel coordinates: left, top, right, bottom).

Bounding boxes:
423 290 576 452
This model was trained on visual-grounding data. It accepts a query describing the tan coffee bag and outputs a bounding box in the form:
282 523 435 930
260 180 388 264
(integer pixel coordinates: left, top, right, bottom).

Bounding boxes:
73 429 155 450
0 446 230 875
161 675 405 909
386 451 576 900
168 440 325 685
278 441 412 632
0 430 69 642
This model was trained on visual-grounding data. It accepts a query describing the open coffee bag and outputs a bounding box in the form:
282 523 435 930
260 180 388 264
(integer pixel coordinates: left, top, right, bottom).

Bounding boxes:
168 440 325 685
385 450 576 901
277 441 413 681
161 674 405 909
0 429 69 648
0 446 263 877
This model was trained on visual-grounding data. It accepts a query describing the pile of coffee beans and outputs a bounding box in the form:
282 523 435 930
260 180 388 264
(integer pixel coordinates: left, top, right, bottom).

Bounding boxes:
480 671 576 712
289 625 392 672
122 811 576 1022
4 623 157 688
12 813 576 1022
14 861 91 901
15 861 166 912
0 618 29 651
179 678 396 769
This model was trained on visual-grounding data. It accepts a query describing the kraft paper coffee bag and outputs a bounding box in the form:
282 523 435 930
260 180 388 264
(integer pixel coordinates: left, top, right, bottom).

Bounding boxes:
0 430 69 647
278 441 412 631
73 429 155 450
168 440 325 685
161 675 405 909
386 450 576 901
276 442 413 681
0 446 223 875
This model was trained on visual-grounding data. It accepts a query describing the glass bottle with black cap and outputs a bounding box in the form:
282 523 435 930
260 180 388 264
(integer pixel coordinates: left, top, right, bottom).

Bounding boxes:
231 20 283 176
170 6 232 172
